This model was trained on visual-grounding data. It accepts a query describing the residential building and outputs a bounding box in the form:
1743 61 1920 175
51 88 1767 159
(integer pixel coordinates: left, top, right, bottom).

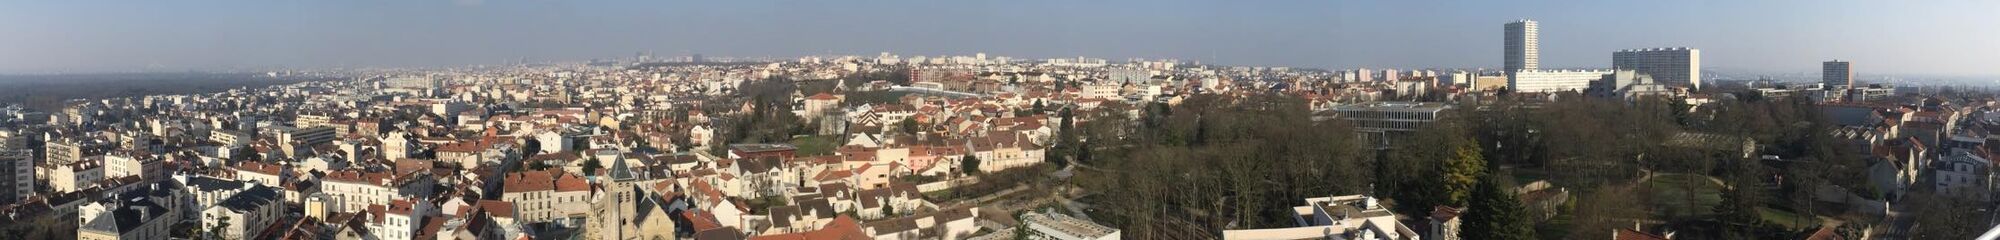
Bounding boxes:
1504 19 1540 73
1509 69 1611 93
1934 149 1991 201
1824 60 1853 89
0 149 28 204
47 139 85 165
201 186 286 240
77 200 177 240
47 158 104 193
1613 47 1701 89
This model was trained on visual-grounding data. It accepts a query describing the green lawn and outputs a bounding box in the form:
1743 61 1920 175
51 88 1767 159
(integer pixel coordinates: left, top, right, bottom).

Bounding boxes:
789 135 841 156
1642 174 1725 219
1755 207 1819 231
1534 214 1576 240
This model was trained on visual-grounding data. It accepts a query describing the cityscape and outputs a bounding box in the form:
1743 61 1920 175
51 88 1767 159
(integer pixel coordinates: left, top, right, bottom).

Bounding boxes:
0 1 1997 240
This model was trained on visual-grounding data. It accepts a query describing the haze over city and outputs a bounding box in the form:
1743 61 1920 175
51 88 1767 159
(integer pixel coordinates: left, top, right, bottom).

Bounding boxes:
2 1 1996 78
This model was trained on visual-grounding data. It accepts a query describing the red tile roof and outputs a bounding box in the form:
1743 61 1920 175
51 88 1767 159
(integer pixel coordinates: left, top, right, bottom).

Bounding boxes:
476 200 516 218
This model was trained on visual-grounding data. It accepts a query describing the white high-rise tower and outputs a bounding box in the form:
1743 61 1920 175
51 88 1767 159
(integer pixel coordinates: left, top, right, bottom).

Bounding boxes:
1505 19 1540 74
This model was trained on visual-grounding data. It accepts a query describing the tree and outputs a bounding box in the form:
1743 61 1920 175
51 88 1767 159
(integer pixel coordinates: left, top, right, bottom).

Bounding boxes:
881 197 896 217
1013 225 1032 240
1907 191 1987 239
1071 94 1369 238
1715 158 1769 230
898 118 920 135
582 157 604 176
961 155 982 175
197 214 233 240
1051 107 1077 167
1460 175 1535 240
1381 116 1484 214
1439 142 1487 206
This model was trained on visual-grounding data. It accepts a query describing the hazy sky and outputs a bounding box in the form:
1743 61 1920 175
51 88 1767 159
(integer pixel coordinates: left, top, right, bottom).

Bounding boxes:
1 1 1995 76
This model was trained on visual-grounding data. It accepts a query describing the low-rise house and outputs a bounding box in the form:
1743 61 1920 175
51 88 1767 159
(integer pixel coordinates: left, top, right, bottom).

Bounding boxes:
1934 148 1992 201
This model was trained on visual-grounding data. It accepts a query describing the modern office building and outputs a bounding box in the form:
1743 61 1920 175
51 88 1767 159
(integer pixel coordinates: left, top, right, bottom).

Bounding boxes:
1509 69 1612 93
1824 60 1853 89
1613 47 1701 89
1504 19 1540 73
1325 102 1453 149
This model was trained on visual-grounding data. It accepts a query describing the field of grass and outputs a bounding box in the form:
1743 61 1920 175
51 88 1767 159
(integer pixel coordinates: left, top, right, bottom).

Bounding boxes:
1756 207 1819 230
789 135 841 156
1643 174 1725 219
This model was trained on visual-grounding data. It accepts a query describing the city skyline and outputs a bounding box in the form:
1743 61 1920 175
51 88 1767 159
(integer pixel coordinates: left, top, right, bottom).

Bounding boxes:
1 1 1996 78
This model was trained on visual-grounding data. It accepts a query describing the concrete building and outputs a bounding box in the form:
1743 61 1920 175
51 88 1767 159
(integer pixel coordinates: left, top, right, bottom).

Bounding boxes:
1021 211 1120 240
1613 47 1701 89
1589 69 1677 100
274 126 336 147
1504 19 1540 73
47 139 85 165
1324 102 1452 149
0 149 28 204
77 200 177 240
1824 60 1853 89
1509 69 1611 93
102 153 163 182
202 186 286 240
1221 195 1419 240
47 158 104 193
0 129 25 151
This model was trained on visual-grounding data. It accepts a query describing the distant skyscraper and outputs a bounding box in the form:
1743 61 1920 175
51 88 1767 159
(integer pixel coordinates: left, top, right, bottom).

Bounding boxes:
1613 47 1702 89
1823 60 1852 88
692 54 706 63
1504 19 1540 73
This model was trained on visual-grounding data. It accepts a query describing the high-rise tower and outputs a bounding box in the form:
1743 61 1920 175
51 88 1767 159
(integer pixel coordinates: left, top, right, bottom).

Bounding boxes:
1823 60 1853 89
1505 19 1540 74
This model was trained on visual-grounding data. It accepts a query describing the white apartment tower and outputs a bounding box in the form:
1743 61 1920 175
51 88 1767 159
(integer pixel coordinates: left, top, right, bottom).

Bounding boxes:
1613 48 1702 89
1824 60 1853 89
1504 19 1540 73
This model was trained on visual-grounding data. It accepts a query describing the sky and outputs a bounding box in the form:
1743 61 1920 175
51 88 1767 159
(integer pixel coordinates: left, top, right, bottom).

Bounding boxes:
0 1 1995 77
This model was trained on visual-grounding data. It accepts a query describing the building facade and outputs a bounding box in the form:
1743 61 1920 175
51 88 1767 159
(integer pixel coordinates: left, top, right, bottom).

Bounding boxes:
1824 60 1853 88
1504 19 1540 74
1326 102 1452 149
1509 70 1611 93
1612 47 1701 89
0 150 28 204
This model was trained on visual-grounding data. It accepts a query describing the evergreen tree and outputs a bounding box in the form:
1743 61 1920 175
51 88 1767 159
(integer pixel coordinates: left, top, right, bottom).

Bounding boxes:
961 154 982 175
1051 107 1076 167
1439 141 1487 206
582 157 603 176
882 196 896 217
1461 175 1535 240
